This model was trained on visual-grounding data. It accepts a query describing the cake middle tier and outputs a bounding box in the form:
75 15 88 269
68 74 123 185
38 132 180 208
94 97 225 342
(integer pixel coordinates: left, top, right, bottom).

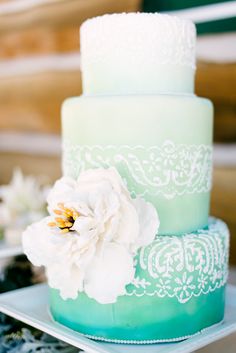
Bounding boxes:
62 94 213 235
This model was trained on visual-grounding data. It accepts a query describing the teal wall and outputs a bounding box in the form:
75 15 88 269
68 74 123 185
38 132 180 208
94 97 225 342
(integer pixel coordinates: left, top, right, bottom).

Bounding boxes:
142 0 236 34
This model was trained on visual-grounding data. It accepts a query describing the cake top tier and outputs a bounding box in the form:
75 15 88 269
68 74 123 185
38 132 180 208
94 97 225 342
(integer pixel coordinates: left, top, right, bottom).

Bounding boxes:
81 13 196 95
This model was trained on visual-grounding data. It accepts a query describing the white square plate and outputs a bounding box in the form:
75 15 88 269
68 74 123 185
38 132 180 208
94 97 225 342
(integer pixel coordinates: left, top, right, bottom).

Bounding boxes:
0 284 235 353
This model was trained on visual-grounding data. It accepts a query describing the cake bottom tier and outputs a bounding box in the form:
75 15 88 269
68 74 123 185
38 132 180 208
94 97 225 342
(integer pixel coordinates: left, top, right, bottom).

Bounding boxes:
49 217 229 344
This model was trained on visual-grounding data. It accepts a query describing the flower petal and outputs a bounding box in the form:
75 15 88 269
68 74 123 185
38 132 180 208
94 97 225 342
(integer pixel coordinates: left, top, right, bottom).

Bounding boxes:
84 243 135 304
115 196 139 249
22 217 57 267
77 168 130 199
72 216 97 237
47 262 84 300
132 197 159 251
47 177 78 214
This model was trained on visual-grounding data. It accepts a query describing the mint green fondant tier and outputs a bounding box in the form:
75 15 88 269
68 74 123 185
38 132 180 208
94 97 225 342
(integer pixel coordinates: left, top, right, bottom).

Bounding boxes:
83 65 194 95
62 94 213 235
49 218 229 343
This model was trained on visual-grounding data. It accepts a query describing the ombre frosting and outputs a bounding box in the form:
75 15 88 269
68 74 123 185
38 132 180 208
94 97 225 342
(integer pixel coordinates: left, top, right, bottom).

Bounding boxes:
62 94 213 235
22 12 230 344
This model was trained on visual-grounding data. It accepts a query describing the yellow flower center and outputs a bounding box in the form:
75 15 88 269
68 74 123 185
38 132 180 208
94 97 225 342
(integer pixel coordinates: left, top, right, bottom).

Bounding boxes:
48 203 80 234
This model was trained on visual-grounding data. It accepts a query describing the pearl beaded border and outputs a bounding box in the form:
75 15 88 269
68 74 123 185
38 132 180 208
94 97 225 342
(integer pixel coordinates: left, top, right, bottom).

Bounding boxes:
49 308 223 345
80 321 223 344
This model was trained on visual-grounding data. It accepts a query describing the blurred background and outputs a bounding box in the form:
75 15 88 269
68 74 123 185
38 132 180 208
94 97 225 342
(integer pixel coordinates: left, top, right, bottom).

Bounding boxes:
0 0 235 257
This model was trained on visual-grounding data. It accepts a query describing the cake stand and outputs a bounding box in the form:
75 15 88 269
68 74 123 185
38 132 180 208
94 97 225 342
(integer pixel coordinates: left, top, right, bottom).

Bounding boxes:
0 284 235 353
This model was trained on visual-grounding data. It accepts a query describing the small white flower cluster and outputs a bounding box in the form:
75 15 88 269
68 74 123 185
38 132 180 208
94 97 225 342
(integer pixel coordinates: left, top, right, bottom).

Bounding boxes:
23 168 159 304
0 169 48 245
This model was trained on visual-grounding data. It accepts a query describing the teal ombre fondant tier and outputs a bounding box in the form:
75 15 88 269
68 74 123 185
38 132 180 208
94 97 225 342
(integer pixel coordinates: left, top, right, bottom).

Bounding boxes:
62 94 213 235
50 288 225 343
49 218 229 343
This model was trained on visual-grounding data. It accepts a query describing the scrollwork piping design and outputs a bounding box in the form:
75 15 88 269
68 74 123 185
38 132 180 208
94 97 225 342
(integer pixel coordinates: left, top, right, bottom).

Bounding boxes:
126 218 229 304
63 140 212 199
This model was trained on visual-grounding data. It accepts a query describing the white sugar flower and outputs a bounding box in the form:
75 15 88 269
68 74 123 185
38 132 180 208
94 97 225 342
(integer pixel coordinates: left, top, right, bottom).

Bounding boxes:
23 167 159 304
0 169 48 222
0 168 48 245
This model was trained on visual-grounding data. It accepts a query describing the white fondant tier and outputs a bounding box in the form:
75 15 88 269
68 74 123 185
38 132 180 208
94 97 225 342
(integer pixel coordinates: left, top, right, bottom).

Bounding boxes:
62 94 213 235
80 13 196 95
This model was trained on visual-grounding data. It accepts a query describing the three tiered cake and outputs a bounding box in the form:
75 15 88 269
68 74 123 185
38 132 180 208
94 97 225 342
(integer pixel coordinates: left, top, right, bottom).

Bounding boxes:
23 13 230 343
